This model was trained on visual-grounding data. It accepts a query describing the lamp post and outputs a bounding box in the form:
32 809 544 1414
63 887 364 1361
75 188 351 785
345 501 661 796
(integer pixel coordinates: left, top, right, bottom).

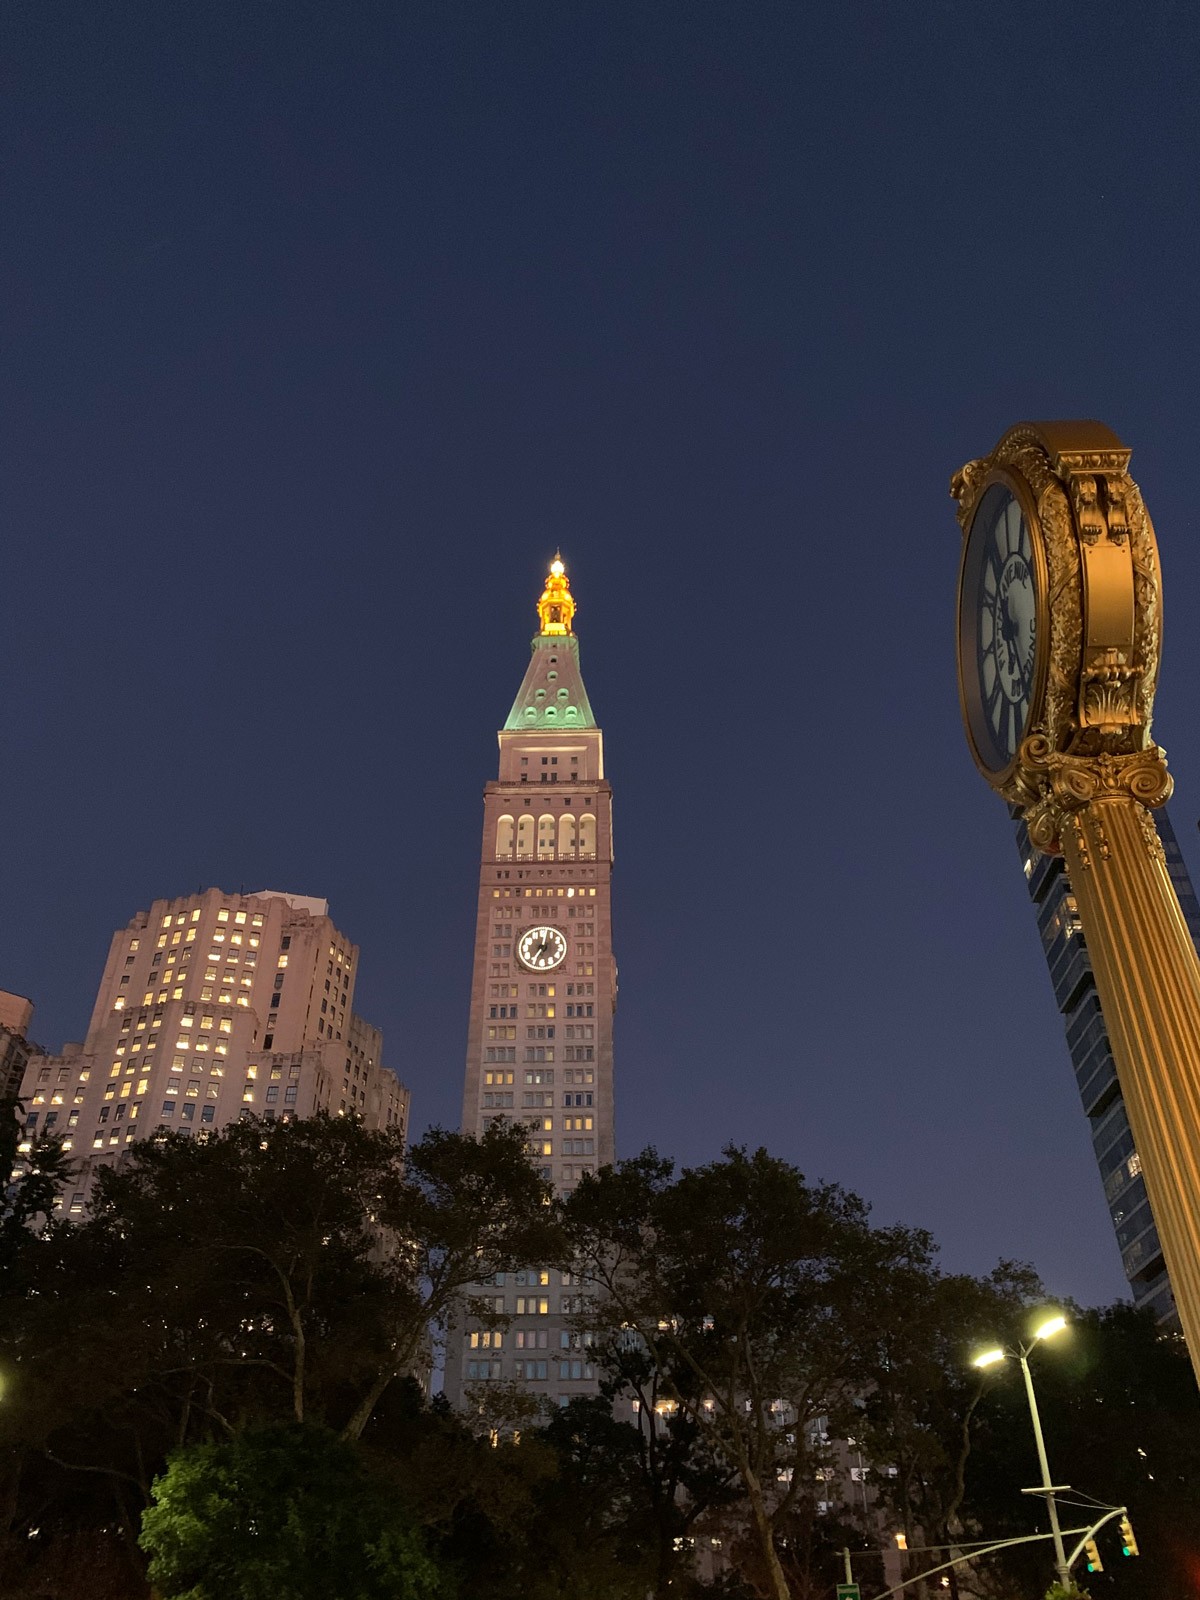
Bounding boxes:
974 1314 1071 1589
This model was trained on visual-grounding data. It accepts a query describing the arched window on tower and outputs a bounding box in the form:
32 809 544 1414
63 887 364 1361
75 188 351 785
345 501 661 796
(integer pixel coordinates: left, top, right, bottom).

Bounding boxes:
537 814 556 859
516 815 535 859
558 813 577 857
495 815 514 859
579 814 597 859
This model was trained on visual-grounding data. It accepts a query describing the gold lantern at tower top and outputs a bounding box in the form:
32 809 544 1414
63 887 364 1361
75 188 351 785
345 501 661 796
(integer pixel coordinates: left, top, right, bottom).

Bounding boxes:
537 554 576 636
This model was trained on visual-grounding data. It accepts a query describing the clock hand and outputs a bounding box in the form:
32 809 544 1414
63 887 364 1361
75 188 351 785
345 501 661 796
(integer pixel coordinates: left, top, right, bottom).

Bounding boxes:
998 599 1019 678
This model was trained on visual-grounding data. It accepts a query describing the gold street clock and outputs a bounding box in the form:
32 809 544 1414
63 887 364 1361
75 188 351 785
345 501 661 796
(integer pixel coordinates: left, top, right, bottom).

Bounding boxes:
952 420 1200 1393
952 420 1168 847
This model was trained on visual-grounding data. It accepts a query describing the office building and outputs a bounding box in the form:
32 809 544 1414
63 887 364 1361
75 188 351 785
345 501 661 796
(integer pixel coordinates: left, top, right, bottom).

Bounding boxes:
444 556 617 1408
14 889 408 1210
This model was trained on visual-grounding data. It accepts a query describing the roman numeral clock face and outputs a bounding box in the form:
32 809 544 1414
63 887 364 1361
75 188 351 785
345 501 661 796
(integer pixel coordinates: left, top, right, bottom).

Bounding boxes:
958 483 1042 776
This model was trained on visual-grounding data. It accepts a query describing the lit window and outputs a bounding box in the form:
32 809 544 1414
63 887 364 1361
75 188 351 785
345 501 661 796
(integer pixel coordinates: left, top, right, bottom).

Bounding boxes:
217 909 230 923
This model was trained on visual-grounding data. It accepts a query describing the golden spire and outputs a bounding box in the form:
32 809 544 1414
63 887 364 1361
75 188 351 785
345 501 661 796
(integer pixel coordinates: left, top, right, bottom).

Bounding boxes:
536 551 575 635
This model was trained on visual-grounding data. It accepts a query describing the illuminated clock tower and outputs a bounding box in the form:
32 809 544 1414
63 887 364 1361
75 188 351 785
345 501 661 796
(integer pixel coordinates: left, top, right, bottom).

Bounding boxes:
445 556 616 1408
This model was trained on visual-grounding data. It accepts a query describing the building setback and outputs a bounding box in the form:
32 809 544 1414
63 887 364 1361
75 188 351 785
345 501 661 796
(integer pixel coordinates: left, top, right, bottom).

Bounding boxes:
443 557 617 1409
15 888 408 1213
1016 809 1200 1324
1 990 43 1102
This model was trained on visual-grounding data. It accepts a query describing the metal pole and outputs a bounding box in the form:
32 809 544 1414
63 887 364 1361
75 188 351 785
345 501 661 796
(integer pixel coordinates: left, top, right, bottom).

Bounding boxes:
843 1548 854 1585
1019 1353 1070 1586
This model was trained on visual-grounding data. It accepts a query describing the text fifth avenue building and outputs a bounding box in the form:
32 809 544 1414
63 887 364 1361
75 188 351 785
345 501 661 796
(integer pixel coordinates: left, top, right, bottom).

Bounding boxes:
444 557 616 1409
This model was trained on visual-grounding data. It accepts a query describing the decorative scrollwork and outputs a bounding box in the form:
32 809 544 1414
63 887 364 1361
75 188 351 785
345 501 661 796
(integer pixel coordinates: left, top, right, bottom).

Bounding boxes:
1011 736 1173 855
1136 804 1168 866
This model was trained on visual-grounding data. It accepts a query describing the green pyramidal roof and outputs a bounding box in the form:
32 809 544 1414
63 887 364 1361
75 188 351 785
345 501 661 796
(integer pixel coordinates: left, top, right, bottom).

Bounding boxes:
503 634 597 731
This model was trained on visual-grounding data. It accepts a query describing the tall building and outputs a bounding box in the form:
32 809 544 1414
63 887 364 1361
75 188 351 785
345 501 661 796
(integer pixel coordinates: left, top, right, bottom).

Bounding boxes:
1 990 43 1101
444 556 617 1408
1016 809 1200 1323
14 889 408 1211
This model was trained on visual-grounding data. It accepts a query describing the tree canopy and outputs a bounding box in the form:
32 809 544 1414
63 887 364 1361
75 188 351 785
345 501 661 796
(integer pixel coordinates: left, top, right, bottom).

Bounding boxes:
2 1120 1197 1600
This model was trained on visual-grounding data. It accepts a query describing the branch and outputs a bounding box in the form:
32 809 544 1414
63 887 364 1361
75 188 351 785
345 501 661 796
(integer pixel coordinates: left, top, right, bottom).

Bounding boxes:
42 1452 145 1491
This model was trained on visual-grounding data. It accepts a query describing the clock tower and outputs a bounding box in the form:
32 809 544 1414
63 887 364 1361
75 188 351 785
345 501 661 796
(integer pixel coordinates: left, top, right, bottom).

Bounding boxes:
444 556 616 1409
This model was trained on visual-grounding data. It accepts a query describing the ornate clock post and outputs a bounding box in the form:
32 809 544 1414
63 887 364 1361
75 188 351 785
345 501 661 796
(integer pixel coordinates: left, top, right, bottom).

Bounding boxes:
954 421 1200 1384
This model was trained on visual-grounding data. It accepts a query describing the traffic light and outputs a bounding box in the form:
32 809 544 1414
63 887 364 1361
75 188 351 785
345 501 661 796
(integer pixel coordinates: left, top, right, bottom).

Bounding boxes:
1119 1515 1140 1557
1085 1538 1104 1573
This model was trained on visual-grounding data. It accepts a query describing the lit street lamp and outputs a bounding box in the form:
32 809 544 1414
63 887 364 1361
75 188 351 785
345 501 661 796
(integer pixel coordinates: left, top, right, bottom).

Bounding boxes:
974 1314 1070 1588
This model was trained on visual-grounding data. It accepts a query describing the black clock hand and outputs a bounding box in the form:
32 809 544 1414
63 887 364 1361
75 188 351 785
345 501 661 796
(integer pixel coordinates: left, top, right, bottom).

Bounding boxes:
998 598 1019 678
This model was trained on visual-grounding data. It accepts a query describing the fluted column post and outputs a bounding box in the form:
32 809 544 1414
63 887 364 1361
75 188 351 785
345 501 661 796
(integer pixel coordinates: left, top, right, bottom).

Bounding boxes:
1028 743 1200 1380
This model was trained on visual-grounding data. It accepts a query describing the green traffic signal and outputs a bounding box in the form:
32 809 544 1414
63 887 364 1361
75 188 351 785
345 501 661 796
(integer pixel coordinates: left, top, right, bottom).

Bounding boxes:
1119 1515 1139 1557
1085 1538 1104 1573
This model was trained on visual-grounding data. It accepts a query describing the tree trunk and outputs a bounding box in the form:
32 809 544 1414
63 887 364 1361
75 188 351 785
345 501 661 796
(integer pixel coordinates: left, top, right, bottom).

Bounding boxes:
742 1463 790 1600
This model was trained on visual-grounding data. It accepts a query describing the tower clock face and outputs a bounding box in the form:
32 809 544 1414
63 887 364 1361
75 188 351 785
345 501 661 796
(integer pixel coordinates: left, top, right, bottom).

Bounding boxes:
958 482 1042 775
517 925 568 971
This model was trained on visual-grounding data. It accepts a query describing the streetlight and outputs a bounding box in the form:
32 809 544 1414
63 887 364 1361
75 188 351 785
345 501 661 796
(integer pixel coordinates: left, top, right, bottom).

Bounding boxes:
973 1314 1070 1588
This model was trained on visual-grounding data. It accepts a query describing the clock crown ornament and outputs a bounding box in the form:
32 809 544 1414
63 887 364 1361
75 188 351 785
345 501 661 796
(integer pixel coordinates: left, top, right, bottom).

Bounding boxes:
537 552 575 636
952 420 1168 854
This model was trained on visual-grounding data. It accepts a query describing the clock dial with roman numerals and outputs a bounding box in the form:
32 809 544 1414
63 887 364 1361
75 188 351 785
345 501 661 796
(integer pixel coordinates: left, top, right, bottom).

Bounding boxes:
959 482 1041 775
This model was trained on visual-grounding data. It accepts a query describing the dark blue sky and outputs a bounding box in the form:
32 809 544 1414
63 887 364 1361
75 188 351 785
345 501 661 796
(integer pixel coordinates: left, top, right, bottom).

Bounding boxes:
6 1 1200 1308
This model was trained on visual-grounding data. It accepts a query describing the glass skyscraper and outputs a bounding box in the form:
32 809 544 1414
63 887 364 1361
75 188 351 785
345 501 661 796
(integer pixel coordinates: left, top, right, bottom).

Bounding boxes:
1016 808 1200 1324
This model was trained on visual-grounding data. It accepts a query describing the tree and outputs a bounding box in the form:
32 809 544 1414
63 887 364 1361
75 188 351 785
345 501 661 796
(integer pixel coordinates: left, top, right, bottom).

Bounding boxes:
139 1422 444 1600
0 1095 75 1282
856 1260 1042 1561
0 1116 558 1591
566 1146 936 1600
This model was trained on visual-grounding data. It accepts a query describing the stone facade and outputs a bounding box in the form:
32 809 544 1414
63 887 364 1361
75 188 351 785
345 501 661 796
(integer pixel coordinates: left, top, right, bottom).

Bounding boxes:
14 889 408 1212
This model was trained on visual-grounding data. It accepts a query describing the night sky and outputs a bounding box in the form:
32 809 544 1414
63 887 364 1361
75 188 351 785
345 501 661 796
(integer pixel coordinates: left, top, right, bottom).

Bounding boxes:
6 1 1200 1309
